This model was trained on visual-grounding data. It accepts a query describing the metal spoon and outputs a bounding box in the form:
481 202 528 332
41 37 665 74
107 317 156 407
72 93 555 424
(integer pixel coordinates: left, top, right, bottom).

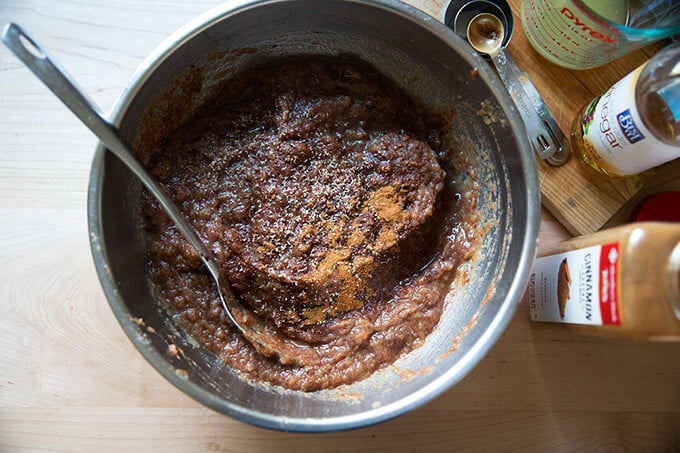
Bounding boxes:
2 23 313 365
467 13 569 165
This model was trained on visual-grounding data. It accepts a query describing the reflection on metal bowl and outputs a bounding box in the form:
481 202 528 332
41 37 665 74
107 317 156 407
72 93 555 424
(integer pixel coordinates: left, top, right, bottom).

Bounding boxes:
88 0 539 432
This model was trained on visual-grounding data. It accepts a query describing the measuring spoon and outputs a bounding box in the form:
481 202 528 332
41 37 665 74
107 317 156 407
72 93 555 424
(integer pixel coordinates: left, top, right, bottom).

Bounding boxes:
467 13 569 165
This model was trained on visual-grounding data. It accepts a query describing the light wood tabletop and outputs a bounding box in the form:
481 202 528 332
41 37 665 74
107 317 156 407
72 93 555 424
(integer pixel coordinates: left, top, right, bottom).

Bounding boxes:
1 0 679 451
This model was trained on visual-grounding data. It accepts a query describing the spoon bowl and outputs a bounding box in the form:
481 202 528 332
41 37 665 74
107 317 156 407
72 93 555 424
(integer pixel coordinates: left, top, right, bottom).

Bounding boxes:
467 12 505 57
441 0 514 50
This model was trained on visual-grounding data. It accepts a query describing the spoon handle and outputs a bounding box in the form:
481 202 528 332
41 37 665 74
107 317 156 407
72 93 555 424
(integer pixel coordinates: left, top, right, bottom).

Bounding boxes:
1 23 224 301
491 49 568 164
2 23 318 363
517 73 570 166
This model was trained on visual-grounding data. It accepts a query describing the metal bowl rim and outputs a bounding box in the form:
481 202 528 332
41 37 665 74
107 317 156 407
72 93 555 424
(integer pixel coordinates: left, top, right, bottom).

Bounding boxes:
87 0 539 432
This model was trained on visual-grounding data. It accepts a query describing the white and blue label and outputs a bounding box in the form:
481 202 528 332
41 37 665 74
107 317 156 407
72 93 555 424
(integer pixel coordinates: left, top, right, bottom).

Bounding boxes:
617 109 645 144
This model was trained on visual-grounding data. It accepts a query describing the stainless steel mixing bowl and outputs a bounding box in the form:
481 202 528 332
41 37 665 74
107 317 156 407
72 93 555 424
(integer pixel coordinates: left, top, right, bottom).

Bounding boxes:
88 0 539 432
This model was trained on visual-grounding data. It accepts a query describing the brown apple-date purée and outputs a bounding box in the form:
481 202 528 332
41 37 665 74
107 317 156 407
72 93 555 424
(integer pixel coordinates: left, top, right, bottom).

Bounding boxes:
141 58 478 391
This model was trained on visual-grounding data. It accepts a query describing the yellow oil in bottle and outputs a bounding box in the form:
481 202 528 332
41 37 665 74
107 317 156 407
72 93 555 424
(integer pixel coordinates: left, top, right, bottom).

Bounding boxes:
570 43 680 177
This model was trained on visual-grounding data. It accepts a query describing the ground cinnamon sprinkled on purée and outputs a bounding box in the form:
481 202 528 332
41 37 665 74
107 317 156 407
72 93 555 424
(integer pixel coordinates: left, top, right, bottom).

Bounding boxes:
141 57 478 391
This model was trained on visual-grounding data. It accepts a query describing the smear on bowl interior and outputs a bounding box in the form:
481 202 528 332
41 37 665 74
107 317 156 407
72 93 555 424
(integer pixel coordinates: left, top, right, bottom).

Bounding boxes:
139 57 480 391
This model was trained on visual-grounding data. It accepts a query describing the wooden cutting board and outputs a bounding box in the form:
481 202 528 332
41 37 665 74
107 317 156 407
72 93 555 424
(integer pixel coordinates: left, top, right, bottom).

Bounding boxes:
536 153 655 236
432 0 670 236
499 1 669 236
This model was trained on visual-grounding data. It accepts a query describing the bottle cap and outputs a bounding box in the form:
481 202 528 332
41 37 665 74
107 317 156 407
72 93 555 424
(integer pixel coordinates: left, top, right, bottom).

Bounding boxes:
629 191 680 222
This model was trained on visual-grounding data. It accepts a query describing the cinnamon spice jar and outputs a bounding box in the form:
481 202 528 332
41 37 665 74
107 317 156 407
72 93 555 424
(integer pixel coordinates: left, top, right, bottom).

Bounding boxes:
526 222 680 341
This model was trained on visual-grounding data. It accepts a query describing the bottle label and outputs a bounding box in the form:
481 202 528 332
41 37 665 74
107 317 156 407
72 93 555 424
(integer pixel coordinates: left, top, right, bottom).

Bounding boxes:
579 67 680 175
528 243 621 325
616 109 645 144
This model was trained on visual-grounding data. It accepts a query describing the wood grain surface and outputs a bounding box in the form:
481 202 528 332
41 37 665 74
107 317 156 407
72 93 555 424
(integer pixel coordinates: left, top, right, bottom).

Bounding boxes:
1 1 679 451
504 5 675 236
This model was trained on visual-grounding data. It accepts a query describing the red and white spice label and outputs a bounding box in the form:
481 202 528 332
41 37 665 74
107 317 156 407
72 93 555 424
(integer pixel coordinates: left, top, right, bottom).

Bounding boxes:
528 243 621 325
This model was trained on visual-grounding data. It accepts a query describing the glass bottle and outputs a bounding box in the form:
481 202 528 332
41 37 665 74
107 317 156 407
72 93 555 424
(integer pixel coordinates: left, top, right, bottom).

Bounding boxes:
570 42 680 177
526 222 680 341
